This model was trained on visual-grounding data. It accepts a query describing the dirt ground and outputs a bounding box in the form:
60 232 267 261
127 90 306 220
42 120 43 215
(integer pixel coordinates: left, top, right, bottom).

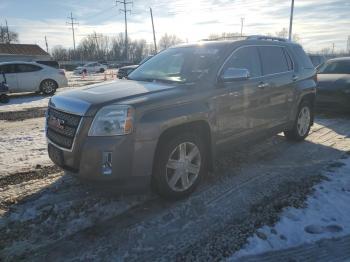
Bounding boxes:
0 75 350 261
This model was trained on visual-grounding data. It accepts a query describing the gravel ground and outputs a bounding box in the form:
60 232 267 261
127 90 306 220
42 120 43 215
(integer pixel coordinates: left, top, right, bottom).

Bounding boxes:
0 114 349 261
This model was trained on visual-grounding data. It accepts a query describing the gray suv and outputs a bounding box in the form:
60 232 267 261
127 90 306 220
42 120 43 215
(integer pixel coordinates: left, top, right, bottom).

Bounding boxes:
46 36 316 199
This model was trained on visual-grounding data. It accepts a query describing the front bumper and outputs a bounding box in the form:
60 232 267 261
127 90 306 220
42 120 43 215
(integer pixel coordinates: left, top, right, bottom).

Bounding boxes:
47 130 157 188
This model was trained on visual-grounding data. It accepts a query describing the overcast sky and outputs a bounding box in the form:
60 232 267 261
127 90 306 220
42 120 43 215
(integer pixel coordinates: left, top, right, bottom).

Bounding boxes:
1 0 349 53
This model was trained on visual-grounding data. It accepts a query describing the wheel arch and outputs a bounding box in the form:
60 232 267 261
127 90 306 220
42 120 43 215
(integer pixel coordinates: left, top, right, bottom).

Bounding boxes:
39 78 58 90
152 120 214 174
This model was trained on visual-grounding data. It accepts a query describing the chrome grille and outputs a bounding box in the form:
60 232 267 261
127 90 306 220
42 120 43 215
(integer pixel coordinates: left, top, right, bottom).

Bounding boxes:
46 107 82 149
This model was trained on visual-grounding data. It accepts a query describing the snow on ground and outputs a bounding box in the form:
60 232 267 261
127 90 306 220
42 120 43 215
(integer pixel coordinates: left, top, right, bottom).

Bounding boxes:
0 70 117 113
0 118 49 176
231 156 350 260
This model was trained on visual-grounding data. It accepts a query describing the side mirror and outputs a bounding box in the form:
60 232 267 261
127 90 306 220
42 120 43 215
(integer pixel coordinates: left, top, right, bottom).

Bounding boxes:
221 67 250 82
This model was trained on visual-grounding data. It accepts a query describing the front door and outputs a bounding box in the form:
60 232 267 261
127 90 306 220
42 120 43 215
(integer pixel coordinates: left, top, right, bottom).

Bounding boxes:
214 46 264 145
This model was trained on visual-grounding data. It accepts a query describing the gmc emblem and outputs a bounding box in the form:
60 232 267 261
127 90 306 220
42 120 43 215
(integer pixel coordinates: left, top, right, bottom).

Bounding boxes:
49 116 65 130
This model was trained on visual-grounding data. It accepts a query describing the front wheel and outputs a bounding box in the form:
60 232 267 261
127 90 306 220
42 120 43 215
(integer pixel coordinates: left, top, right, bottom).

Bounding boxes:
99 68 105 73
40 79 57 96
284 100 313 141
153 132 207 199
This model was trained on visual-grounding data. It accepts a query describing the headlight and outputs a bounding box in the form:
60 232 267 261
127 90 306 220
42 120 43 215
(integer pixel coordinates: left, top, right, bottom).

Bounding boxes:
88 105 134 136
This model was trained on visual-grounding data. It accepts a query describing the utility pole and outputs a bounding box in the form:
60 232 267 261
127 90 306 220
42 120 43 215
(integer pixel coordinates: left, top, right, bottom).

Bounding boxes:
5 19 10 43
66 12 78 51
288 0 294 41
150 7 157 53
240 17 245 37
44 35 49 53
332 43 335 55
92 32 102 59
347 36 350 54
116 0 133 61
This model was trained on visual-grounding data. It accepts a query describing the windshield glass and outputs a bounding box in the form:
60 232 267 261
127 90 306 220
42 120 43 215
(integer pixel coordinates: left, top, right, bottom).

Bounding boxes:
128 45 225 83
318 60 350 74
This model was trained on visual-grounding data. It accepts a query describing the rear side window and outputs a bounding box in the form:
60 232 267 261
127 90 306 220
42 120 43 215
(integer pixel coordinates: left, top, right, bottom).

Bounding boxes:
16 64 42 73
258 46 289 75
224 46 262 77
318 61 350 74
293 46 314 69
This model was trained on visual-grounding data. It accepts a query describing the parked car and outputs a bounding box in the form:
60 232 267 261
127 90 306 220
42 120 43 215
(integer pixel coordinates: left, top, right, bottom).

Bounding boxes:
74 62 108 74
117 65 138 79
46 36 316 199
316 57 350 111
117 55 154 79
0 61 68 95
309 54 326 67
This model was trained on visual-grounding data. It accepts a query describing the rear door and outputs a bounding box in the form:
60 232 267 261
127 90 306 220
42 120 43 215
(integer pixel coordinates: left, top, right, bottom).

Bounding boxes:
15 63 42 92
257 46 294 127
0 64 18 92
214 45 264 144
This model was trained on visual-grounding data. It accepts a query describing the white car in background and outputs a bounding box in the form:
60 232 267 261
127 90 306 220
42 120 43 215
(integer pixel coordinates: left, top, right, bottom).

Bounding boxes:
0 61 68 95
74 62 107 74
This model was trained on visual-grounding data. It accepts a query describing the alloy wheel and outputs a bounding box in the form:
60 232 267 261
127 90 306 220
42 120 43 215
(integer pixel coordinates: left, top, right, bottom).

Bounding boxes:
165 142 201 192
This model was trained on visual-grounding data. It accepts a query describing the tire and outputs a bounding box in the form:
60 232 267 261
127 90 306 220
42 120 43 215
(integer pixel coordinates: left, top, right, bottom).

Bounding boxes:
153 132 207 199
284 100 313 141
40 79 57 96
0 94 9 103
99 68 105 73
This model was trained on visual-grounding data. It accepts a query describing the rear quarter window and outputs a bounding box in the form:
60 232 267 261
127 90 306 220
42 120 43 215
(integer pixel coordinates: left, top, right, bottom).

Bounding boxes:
293 46 314 69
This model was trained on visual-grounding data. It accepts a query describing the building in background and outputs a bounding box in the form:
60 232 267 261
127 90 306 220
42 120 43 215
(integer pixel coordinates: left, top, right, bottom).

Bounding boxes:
0 43 51 62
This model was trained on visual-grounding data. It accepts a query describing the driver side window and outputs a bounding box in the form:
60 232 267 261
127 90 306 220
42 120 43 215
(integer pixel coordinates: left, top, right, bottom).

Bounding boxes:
224 46 262 78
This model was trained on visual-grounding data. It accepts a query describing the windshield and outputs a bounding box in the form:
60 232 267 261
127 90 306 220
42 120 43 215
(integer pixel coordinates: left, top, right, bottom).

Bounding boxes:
128 45 225 83
318 60 350 74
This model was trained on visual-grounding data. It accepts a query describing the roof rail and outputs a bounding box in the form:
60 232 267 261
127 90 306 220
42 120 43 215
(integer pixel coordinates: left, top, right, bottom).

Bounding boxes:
246 35 289 42
200 35 246 41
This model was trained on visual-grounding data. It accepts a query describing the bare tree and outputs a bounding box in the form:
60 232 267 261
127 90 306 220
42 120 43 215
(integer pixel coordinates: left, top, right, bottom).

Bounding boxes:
0 26 19 43
158 34 183 50
275 28 300 42
51 45 69 61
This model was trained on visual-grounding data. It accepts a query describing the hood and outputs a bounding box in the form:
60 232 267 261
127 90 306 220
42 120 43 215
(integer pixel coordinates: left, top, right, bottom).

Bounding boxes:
50 80 177 115
317 74 350 90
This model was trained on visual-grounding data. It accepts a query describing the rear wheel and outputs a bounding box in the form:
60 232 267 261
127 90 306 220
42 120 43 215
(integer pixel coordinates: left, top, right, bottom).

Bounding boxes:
40 79 57 95
284 100 313 141
153 132 207 199
99 68 105 73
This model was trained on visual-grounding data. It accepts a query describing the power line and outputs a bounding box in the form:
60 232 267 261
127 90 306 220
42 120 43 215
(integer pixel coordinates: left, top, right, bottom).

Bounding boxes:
66 12 79 51
116 0 133 61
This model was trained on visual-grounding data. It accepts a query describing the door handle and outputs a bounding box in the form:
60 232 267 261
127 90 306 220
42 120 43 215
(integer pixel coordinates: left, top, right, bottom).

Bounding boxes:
292 75 299 81
258 82 269 89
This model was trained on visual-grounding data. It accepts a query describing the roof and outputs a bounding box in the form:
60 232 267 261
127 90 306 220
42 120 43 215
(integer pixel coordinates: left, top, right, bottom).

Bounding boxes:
0 44 49 56
328 57 350 62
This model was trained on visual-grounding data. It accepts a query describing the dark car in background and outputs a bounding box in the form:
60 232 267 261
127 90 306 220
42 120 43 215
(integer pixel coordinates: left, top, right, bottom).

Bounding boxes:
316 57 350 111
309 54 326 67
117 55 154 79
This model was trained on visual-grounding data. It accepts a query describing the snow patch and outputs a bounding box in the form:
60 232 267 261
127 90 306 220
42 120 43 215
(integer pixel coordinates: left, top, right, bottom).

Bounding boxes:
231 157 350 259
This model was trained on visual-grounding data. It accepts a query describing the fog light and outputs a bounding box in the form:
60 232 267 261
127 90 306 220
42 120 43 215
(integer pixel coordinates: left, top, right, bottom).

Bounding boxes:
102 151 112 175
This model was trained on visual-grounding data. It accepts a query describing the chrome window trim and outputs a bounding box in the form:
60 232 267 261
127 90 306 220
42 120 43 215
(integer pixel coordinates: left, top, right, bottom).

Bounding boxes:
217 44 295 83
46 106 84 152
